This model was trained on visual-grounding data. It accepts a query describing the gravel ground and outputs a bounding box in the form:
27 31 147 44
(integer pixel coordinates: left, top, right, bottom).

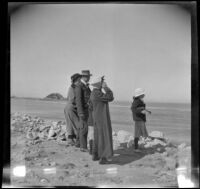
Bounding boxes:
9 112 192 187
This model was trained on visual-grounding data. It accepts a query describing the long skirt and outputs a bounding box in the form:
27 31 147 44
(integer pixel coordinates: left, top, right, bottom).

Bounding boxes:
64 104 79 137
92 123 113 159
134 121 148 138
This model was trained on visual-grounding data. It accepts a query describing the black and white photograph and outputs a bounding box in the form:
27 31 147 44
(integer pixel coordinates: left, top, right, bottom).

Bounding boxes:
6 1 198 188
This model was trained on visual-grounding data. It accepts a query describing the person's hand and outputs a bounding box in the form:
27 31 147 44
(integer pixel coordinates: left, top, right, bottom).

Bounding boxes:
141 110 146 114
147 110 152 115
101 88 106 94
145 109 152 115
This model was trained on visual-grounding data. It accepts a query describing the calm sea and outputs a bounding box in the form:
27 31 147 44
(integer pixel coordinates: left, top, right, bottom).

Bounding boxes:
11 98 191 145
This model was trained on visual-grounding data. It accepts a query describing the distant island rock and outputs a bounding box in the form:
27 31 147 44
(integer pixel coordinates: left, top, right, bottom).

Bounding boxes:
44 93 65 100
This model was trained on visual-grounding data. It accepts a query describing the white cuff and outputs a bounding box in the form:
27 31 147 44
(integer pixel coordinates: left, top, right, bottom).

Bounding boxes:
102 88 106 94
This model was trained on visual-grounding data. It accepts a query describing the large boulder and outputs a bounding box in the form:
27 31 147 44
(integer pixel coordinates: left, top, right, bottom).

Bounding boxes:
127 135 134 148
149 131 165 139
144 138 167 148
117 130 133 144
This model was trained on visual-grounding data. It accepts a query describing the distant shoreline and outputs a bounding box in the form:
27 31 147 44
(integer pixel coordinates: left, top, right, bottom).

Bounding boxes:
11 96 67 102
10 96 190 105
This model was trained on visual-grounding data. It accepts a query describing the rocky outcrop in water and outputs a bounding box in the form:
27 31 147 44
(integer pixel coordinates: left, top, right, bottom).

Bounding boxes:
44 93 64 100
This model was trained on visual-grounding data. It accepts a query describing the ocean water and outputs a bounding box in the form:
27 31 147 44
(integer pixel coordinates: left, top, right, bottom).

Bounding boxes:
11 98 191 145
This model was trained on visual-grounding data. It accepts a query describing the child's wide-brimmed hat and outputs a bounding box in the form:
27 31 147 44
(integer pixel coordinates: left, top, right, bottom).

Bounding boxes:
134 88 145 98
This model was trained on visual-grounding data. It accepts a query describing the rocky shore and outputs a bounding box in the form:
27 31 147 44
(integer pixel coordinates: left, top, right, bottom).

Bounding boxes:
10 112 191 187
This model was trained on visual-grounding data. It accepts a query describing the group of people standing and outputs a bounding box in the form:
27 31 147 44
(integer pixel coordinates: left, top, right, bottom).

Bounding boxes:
64 70 114 164
64 70 151 164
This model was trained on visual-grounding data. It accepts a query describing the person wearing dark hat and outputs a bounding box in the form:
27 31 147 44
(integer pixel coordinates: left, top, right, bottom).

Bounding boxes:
75 70 93 152
64 73 82 145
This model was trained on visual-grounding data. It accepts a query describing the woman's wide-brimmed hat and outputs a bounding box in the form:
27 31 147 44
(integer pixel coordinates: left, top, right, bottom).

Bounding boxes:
81 70 92 76
90 76 104 87
71 73 81 83
134 88 145 98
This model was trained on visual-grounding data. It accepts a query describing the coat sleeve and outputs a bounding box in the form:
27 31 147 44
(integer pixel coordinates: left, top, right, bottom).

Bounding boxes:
93 87 114 102
66 87 70 101
75 85 84 116
88 99 93 111
131 102 145 113
135 106 145 113
66 87 75 102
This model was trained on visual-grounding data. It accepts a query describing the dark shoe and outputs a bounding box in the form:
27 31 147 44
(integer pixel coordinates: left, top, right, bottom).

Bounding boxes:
80 148 88 152
92 155 100 161
99 158 109 165
67 139 75 146
75 141 80 148
72 134 76 139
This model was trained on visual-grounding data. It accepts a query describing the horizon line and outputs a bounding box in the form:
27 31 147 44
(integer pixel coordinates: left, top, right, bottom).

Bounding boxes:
10 95 191 104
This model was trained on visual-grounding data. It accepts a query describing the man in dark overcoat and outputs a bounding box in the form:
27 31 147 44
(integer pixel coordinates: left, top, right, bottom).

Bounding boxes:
75 70 92 152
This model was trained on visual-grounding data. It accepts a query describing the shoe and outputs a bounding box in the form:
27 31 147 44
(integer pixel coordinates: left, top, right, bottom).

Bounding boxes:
67 139 75 146
75 143 80 148
99 158 109 165
92 155 100 161
80 148 88 152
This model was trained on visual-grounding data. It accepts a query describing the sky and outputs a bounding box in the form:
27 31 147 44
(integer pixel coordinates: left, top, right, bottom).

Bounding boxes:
11 4 191 103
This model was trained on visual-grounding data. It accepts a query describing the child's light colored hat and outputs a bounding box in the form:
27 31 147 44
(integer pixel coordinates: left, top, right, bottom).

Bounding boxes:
134 88 145 97
90 76 103 87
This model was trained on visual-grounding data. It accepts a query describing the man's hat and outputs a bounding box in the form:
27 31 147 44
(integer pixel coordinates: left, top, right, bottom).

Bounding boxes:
71 73 81 83
81 70 92 76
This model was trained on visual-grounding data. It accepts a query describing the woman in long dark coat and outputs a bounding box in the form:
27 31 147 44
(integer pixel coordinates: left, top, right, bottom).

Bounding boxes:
64 73 82 145
90 77 114 164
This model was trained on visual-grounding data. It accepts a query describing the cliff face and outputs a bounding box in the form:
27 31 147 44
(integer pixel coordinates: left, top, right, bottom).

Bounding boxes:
44 93 64 100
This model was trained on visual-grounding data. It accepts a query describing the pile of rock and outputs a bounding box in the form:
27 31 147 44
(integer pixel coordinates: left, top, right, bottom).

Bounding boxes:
11 112 68 145
11 112 191 172
112 130 169 150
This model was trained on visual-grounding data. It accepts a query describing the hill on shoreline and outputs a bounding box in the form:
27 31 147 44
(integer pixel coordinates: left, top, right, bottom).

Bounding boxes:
11 94 67 101
44 93 65 100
